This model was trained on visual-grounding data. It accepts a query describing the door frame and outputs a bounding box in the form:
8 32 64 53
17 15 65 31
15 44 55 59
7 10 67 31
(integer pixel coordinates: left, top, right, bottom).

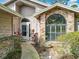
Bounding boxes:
21 22 30 40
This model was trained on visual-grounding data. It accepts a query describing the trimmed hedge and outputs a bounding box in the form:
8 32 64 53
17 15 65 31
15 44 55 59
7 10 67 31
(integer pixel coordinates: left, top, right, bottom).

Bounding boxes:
57 32 79 59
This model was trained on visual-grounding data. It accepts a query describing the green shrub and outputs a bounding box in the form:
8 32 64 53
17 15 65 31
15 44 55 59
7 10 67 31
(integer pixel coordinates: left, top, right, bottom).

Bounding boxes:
4 48 21 59
3 36 22 59
59 54 75 59
57 32 79 59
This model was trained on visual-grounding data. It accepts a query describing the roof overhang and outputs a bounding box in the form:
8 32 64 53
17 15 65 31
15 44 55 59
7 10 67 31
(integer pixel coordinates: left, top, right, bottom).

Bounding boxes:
4 0 48 7
0 3 23 18
33 3 79 18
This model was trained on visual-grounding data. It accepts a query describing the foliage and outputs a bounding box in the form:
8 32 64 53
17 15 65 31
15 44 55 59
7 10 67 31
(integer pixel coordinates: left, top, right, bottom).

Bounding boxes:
3 36 22 59
57 32 79 59
39 0 69 5
59 54 75 59
71 4 78 8
55 0 69 5
4 48 21 59
3 36 40 59
0 35 22 41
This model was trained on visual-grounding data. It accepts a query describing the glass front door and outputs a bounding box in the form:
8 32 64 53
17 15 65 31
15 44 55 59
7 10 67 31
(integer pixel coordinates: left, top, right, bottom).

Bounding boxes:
21 22 30 40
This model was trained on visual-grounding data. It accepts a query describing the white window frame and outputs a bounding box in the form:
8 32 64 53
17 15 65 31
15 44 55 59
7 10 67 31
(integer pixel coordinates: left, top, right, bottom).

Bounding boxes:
46 24 66 41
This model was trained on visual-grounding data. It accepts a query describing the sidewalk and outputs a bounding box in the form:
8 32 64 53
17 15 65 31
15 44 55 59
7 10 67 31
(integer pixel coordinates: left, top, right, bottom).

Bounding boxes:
21 42 40 59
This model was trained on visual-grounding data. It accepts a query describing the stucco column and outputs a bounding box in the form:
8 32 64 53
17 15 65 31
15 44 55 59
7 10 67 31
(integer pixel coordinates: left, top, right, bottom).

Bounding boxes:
39 13 46 45
66 12 75 32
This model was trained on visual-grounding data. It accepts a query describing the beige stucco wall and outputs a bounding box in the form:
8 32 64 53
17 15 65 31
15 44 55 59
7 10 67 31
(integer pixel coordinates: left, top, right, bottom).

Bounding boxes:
39 8 75 43
7 2 16 11
20 6 35 17
7 0 46 16
0 13 12 36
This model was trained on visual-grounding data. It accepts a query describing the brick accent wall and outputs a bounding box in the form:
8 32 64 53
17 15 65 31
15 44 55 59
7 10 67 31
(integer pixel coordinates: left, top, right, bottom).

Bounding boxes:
39 13 46 45
67 12 75 32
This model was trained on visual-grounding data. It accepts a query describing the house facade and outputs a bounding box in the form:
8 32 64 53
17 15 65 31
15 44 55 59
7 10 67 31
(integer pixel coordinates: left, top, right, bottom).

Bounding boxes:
0 3 22 37
4 0 79 42
4 0 48 40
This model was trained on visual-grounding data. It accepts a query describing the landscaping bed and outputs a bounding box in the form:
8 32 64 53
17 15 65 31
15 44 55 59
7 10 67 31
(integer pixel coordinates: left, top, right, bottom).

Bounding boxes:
0 36 22 59
4 45 21 59
0 40 14 59
57 32 79 59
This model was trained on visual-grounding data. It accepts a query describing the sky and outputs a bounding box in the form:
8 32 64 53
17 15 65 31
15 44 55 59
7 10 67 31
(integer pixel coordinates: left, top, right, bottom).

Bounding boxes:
0 0 5 3
0 0 9 4
0 0 79 5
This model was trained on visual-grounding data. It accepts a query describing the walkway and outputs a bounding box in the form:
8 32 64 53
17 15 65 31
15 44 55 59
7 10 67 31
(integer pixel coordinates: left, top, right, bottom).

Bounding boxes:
21 42 40 59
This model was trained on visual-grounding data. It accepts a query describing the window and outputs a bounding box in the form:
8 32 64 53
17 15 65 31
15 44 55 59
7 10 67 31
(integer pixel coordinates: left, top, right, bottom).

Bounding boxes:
76 20 79 31
46 14 66 41
76 18 79 31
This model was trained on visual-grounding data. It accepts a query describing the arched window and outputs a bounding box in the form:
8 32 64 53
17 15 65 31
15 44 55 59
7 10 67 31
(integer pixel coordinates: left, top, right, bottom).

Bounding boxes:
21 18 29 22
46 14 66 41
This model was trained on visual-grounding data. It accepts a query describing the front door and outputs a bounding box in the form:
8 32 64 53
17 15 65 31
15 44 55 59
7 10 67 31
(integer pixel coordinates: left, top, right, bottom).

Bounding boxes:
21 22 30 40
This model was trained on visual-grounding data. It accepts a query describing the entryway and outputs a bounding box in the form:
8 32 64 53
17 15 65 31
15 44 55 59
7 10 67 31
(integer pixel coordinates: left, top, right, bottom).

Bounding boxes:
21 18 30 40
